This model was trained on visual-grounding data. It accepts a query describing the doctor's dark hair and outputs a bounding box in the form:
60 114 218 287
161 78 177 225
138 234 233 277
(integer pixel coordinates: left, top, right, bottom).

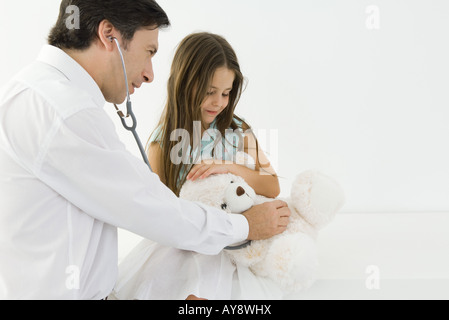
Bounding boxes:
48 0 170 50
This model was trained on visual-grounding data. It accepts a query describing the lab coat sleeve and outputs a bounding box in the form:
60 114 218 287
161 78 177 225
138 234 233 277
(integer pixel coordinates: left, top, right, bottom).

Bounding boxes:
14 98 248 255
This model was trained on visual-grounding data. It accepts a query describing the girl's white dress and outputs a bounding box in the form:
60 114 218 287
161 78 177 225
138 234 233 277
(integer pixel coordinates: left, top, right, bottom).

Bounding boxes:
112 120 285 300
112 241 284 300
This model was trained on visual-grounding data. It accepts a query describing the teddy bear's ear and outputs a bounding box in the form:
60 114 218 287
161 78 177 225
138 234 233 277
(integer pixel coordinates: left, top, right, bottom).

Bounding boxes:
179 173 247 209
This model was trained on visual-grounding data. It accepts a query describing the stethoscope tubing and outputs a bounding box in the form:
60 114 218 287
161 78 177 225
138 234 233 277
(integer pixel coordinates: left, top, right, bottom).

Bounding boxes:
111 37 152 171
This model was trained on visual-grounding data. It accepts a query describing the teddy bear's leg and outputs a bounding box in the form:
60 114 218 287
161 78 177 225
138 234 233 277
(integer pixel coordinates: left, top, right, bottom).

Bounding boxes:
251 233 319 294
290 171 345 230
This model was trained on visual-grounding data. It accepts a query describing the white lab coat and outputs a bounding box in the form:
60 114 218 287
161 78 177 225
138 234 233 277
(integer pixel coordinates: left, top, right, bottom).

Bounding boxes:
0 45 248 300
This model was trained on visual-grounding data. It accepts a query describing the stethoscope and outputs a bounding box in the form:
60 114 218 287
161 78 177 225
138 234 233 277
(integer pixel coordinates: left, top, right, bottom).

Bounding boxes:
110 36 153 172
110 37 251 251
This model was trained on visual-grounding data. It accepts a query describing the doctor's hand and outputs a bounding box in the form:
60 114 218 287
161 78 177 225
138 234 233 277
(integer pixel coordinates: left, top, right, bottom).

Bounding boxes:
242 200 291 240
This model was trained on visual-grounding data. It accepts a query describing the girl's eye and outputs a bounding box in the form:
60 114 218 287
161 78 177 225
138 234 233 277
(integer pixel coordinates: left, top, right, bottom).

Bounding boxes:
207 91 215 96
222 93 230 97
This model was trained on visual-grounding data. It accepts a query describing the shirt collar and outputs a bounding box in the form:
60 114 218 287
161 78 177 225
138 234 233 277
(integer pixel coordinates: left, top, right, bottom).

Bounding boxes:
37 45 106 108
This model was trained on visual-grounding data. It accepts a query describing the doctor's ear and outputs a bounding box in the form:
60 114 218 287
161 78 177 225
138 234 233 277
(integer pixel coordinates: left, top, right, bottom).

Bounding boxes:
100 35 116 51
97 19 119 50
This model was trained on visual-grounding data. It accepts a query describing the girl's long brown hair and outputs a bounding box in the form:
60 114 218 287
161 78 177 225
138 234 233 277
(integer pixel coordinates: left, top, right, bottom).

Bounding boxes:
147 32 254 196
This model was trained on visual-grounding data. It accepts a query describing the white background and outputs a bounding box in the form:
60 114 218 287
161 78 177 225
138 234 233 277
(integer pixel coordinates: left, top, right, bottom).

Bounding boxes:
1 0 448 214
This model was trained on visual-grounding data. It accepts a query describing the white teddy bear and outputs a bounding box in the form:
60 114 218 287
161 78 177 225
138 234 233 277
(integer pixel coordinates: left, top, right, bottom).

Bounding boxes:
179 158 345 294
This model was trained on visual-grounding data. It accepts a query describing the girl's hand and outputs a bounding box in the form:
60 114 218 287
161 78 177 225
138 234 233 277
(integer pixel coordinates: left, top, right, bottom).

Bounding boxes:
187 161 235 181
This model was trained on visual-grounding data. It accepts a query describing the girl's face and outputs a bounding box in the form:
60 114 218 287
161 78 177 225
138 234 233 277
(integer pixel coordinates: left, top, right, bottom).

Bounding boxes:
201 67 235 128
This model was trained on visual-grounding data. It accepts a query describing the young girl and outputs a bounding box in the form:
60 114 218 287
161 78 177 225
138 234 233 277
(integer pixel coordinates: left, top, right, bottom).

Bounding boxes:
148 32 280 198
113 33 283 300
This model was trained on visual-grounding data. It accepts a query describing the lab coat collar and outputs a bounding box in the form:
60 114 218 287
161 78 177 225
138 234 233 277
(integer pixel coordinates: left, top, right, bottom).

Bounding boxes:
37 45 106 108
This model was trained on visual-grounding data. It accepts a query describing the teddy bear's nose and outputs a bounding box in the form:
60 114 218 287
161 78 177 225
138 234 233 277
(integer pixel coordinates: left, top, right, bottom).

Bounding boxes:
236 186 245 196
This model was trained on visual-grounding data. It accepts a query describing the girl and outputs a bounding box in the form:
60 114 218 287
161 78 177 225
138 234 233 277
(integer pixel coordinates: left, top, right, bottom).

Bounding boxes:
148 32 280 198
113 33 283 300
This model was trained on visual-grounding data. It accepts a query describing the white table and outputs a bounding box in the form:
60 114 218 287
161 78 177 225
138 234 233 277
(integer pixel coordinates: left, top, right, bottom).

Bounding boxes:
118 212 449 300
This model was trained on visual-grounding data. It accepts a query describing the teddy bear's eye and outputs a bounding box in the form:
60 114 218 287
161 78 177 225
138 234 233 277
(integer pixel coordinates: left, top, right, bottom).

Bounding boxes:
221 203 227 210
230 181 234 184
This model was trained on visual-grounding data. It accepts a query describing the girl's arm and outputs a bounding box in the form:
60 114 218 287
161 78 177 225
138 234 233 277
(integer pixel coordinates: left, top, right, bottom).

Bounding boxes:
147 142 166 184
187 133 281 198
239 131 280 198
226 163 280 198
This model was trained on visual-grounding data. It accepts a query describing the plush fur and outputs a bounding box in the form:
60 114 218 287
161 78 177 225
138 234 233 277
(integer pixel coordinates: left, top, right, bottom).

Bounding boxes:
179 168 345 293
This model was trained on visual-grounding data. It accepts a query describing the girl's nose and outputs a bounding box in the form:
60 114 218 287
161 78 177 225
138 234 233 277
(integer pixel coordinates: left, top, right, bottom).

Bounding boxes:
213 95 224 107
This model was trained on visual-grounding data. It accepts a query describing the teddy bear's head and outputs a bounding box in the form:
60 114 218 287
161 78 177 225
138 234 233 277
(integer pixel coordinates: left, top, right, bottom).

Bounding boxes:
180 173 256 214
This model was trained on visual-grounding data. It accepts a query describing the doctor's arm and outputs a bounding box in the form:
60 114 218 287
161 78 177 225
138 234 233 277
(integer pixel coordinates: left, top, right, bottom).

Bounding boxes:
34 109 289 254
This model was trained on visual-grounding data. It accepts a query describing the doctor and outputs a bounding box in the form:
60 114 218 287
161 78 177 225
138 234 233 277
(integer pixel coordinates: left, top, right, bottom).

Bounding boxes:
0 0 290 300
